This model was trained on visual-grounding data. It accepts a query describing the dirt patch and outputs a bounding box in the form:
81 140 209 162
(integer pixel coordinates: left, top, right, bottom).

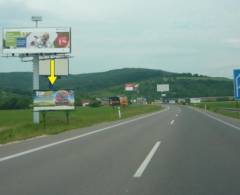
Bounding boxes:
0 127 9 132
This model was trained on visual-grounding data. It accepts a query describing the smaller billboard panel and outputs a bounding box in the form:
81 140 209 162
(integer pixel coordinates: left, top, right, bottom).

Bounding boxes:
125 83 134 91
157 84 169 92
3 28 71 54
33 90 75 111
39 58 69 76
125 83 139 91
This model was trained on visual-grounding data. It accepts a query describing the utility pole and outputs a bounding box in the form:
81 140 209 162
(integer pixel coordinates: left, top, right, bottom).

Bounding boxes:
32 16 42 124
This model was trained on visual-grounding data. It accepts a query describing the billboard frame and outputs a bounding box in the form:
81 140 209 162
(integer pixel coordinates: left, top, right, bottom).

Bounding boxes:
33 89 75 112
39 56 70 76
157 84 170 92
2 27 72 56
2 17 73 124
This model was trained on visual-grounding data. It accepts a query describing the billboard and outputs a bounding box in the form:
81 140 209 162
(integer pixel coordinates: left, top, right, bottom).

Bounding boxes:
125 83 134 91
157 84 169 92
33 90 75 111
125 83 139 91
39 58 69 76
190 98 201 104
2 28 71 54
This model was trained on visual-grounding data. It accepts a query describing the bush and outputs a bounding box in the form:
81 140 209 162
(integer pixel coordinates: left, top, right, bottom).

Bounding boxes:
89 100 102 107
0 97 31 110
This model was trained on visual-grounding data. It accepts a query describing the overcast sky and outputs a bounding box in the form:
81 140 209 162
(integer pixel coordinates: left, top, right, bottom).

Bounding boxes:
0 0 240 77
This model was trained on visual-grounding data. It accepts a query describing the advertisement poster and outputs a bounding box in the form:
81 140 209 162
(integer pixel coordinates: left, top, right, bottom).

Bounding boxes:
157 84 170 92
33 90 75 111
3 28 71 54
125 83 139 91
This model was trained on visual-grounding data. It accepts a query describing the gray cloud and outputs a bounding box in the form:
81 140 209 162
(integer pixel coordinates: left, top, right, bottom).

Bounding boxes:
0 0 240 78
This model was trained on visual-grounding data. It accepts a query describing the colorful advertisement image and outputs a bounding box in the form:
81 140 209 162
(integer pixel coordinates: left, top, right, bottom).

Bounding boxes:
33 90 75 111
3 28 71 54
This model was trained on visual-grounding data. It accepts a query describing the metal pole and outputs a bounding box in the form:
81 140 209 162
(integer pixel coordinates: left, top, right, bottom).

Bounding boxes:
66 111 70 124
33 55 40 124
31 16 41 124
42 112 46 128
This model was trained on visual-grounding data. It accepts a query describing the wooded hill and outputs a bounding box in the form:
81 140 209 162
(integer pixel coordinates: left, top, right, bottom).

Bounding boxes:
0 68 233 109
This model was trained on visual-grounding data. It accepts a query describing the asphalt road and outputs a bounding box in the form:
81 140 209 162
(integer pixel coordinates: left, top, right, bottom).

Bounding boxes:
0 105 240 195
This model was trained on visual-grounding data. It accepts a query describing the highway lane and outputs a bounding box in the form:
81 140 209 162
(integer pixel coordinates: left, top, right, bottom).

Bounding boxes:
127 106 240 195
0 105 240 195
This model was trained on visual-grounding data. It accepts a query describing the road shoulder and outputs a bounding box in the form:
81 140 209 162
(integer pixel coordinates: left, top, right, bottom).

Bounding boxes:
188 106 240 131
0 107 169 160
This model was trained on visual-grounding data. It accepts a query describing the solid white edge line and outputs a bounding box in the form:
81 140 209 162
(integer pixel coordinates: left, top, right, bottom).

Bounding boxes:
190 107 240 131
133 141 161 178
0 107 169 163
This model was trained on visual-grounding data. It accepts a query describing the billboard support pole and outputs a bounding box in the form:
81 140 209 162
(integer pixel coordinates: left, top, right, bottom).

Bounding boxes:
42 112 46 128
31 16 42 124
33 55 40 124
66 111 70 124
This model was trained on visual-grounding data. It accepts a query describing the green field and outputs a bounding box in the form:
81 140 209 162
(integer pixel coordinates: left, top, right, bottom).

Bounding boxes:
0 105 161 144
192 101 240 119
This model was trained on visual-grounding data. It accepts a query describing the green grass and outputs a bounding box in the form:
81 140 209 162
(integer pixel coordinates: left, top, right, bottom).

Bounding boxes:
0 105 161 144
192 101 240 119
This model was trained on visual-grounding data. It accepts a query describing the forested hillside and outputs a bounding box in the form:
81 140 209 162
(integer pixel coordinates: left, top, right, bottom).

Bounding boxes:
0 68 233 109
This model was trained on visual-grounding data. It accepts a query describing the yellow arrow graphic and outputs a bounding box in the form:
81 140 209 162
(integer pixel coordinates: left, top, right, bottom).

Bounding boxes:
48 59 57 85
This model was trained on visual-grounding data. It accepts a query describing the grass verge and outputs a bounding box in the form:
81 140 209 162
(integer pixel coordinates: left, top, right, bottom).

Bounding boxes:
0 105 162 144
191 101 240 119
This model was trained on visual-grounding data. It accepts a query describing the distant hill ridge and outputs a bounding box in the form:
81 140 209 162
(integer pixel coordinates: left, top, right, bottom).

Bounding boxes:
0 68 233 99
0 68 174 90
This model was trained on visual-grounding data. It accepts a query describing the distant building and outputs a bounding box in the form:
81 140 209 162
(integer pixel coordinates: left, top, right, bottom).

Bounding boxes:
153 100 163 104
177 98 186 104
190 98 201 104
98 98 109 106
135 97 147 105
169 100 176 104
200 96 234 102
81 100 91 107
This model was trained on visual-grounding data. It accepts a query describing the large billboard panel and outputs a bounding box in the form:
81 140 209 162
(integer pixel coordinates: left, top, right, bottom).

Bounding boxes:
157 84 169 92
2 28 71 54
33 90 75 111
